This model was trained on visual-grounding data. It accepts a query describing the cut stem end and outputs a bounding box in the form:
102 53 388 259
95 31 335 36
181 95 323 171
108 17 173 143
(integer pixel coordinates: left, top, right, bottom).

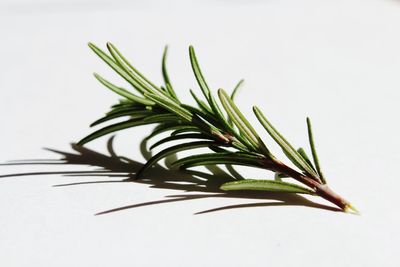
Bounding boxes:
343 203 360 215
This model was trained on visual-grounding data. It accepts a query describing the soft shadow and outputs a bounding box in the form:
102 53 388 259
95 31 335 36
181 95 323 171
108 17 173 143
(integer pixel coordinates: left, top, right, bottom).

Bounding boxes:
0 136 340 215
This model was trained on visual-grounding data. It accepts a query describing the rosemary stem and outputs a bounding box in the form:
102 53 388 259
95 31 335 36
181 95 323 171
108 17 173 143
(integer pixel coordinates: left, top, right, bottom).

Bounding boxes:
263 159 355 212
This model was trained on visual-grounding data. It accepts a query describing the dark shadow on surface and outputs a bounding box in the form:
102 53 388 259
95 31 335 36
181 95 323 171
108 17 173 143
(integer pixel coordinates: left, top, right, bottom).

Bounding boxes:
0 136 340 215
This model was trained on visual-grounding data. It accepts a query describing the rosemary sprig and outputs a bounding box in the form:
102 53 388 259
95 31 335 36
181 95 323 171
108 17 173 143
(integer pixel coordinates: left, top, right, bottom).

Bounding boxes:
79 42 358 213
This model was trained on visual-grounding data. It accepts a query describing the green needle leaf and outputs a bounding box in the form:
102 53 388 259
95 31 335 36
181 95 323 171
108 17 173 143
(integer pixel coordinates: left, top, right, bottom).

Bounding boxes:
171 152 263 169
90 110 155 127
231 79 244 101
79 119 151 146
253 106 319 178
106 42 164 95
150 133 211 150
190 89 213 114
297 147 316 172
136 141 216 178
218 89 270 155
227 79 244 127
146 124 192 140
162 45 178 100
88 42 146 94
188 46 233 132
307 117 326 184
220 179 315 194
93 73 155 106
144 92 193 121
107 105 151 116
180 104 222 129
170 127 203 136
189 46 211 100
79 114 178 146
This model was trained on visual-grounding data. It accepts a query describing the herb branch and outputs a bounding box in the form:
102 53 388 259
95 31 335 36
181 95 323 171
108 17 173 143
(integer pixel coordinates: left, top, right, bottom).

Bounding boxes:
79 42 357 213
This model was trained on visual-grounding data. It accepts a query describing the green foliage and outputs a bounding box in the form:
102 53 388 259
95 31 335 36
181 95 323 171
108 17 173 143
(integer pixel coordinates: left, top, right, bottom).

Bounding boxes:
220 179 315 194
253 106 320 179
306 117 326 184
171 152 264 169
80 42 329 196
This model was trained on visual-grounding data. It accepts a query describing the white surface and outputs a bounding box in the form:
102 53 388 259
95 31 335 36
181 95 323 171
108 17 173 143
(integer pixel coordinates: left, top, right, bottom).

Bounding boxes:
1 0 399 266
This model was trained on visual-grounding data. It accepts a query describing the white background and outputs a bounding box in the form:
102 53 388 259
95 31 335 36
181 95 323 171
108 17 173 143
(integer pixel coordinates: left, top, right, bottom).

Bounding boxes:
1 0 399 266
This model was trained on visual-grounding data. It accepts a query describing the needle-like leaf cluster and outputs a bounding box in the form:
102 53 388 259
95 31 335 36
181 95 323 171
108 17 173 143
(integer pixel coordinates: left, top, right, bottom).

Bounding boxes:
79 43 326 195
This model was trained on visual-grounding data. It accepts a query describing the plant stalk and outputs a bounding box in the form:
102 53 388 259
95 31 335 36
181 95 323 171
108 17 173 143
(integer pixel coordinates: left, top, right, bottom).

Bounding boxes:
263 159 357 213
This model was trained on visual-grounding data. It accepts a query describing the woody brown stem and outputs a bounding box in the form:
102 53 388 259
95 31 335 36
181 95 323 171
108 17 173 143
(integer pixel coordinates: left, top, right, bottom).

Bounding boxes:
262 159 352 211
